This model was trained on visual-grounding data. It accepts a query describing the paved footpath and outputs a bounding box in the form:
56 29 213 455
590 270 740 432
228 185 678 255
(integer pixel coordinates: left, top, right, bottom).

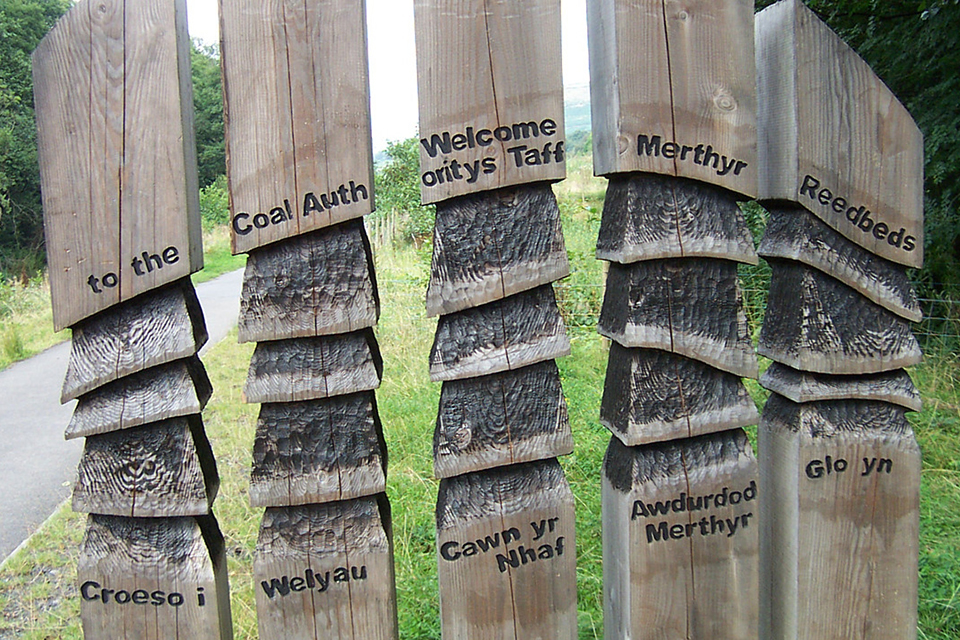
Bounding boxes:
0 268 244 562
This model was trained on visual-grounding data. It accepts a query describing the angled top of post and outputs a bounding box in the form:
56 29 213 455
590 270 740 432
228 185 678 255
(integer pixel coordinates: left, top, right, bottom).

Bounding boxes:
220 0 375 255
414 0 566 205
588 0 758 198
33 0 203 331
757 0 924 268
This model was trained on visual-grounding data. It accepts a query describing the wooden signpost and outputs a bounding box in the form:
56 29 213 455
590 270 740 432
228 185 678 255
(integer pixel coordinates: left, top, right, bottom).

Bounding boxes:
415 1 577 637
220 1 397 638
756 2 924 638
587 0 761 637
33 0 231 637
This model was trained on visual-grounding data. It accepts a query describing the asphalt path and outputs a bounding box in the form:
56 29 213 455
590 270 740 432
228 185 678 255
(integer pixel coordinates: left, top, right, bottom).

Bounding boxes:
0 268 244 562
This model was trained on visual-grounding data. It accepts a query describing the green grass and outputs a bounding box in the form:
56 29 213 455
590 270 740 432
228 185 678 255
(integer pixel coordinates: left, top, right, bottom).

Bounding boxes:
1 171 959 638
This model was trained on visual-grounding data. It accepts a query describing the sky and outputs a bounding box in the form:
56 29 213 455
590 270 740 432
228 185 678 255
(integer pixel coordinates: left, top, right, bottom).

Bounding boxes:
185 0 591 152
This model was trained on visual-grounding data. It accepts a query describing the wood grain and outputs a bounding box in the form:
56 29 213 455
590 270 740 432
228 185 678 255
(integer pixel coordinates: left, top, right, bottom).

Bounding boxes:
414 0 565 204
78 514 232 639
33 0 202 331
587 0 757 197
249 393 386 508
761 362 922 413
759 394 920 640
602 430 758 639
759 205 921 322
72 416 218 518
436 459 577 639
601 344 759 446
427 183 569 317
758 260 922 375
598 259 758 378
66 356 211 440
254 497 398 640
61 280 208 402
756 0 924 268
220 0 374 254
596 173 758 265
434 360 572 478
429 285 570 382
238 220 379 343
243 329 382 404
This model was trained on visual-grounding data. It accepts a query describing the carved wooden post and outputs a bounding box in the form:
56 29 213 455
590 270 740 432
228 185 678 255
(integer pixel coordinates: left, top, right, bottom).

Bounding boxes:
219 1 397 638
414 1 577 637
756 2 924 638
32 0 231 637
587 1 761 637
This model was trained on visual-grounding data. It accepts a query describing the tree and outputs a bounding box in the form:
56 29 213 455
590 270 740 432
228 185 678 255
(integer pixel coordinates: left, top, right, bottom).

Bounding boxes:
191 41 225 189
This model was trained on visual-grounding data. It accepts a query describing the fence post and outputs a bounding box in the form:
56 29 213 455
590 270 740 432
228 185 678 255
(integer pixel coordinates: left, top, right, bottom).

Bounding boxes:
756 2 924 638
587 0 761 637
414 1 578 637
32 0 230 636
219 1 398 637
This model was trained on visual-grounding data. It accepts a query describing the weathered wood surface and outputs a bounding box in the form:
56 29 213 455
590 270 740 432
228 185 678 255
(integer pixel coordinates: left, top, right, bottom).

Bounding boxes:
756 0 923 268
254 497 398 640
427 183 569 317
238 220 379 344
603 430 758 639
761 362 922 413
587 0 757 197
759 205 921 322
759 261 922 375
33 0 204 331
72 416 218 518
244 329 382 404
759 394 920 640
66 357 211 440
596 173 758 266
250 393 386 508
430 285 570 382
434 360 572 478
220 0 374 255
436 459 577 639
598 259 758 378
62 280 207 402
78 514 231 640
414 0 565 204
601 344 759 446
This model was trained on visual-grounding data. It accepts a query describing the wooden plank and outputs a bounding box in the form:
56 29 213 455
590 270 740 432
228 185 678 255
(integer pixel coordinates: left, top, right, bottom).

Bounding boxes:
62 280 208 402
598 259 758 378
429 285 570 382
78 514 232 639
761 362 922 413
220 0 374 255
249 393 386 508
601 344 759 446
238 220 379 344
414 0 565 204
758 261 922 375
759 394 920 640
72 416 218 518
434 360 572 479
436 460 577 639
756 0 923 268
759 205 921 322
602 430 758 639
254 497 399 640
66 357 212 440
426 183 569 317
596 173 758 266
33 0 202 331
587 0 757 198
244 329 382 405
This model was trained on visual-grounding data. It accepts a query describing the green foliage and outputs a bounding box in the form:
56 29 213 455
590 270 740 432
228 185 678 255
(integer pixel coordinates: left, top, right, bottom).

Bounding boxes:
199 174 230 230
374 137 436 245
191 41 226 188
